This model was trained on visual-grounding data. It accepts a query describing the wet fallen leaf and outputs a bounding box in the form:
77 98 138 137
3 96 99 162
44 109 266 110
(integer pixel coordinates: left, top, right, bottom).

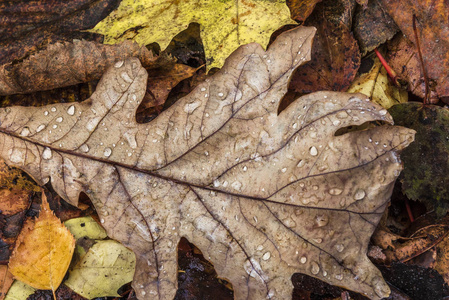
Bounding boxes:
347 56 407 109
64 240 135 299
89 0 295 70
388 103 449 217
353 0 399 55
3 280 35 300
0 266 14 300
379 0 449 103
8 192 75 296
0 0 120 66
0 40 166 95
289 0 361 94
0 26 415 299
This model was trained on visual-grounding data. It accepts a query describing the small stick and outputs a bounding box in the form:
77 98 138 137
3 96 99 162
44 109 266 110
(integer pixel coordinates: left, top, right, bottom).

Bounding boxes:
413 15 430 105
374 48 399 86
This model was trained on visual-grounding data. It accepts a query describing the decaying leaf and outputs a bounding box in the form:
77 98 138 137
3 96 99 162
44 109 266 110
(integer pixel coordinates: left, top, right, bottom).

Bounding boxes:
389 103 449 217
89 0 295 70
289 0 360 94
352 0 399 56
379 0 449 103
0 40 167 95
0 0 120 66
8 192 75 296
0 26 415 299
65 240 135 299
347 56 407 109
287 0 322 22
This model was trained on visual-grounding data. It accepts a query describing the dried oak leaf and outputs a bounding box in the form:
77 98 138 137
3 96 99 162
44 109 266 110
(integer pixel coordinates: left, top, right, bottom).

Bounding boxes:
0 40 169 96
8 193 75 297
0 27 415 299
0 0 120 66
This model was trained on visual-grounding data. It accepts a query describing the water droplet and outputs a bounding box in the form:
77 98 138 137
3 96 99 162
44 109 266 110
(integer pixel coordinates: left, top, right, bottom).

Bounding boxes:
354 189 366 200
121 71 133 83
141 291 146 296
312 185 318 190
323 270 328 276
257 245 264 251
20 127 30 137
329 188 343 195
44 111 49 116
204 94 208 98
313 238 322 244
281 168 287 173
231 181 242 191
104 147 112 157
300 256 307 264
42 147 52 160
222 181 229 187
51 107 56 112
80 144 89 153
292 123 298 129
100 218 105 224
333 120 341 126
184 101 202 114
115 60 124 68
379 109 387 115
315 215 328 227
36 124 46 132
213 180 220 187
52 124 57 129
335 274 343 280
309 146 318 156
218 92 224 97
297 160 305 167
262 252 271 260
200 87 206 92
243 166 247 171
56 117 63 123
267 59 271 63
336 244 344 252
311 262 320 274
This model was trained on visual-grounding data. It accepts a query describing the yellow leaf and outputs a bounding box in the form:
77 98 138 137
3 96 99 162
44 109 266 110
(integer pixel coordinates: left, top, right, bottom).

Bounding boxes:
64 240 136 299
64 216 107 240
89 0 296 70
8 192 75 297
4 280 35 300
347 56 408 109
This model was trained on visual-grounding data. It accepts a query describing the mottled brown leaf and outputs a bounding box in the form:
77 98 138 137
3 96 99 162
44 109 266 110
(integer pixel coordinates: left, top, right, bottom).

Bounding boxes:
0 26 414 299
0 40 170 95
287 0 322 22
353 0 399 55
289 0 360 94
379 0 449 103
0 0 120 66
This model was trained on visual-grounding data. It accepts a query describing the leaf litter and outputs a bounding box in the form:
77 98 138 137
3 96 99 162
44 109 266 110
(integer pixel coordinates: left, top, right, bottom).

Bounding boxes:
0 26 416 299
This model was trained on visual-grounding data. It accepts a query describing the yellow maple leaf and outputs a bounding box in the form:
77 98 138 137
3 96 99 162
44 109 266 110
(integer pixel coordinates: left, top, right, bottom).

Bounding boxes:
8 192 75 298
89 0 296 70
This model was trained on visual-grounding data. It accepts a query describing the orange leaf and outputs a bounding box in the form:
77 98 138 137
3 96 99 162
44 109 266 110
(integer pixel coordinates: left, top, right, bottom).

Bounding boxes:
8 191 75 297
0 265 14 300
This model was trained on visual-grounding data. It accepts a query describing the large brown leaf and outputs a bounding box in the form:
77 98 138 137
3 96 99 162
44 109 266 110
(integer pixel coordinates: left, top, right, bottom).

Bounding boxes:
0 26 414 299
